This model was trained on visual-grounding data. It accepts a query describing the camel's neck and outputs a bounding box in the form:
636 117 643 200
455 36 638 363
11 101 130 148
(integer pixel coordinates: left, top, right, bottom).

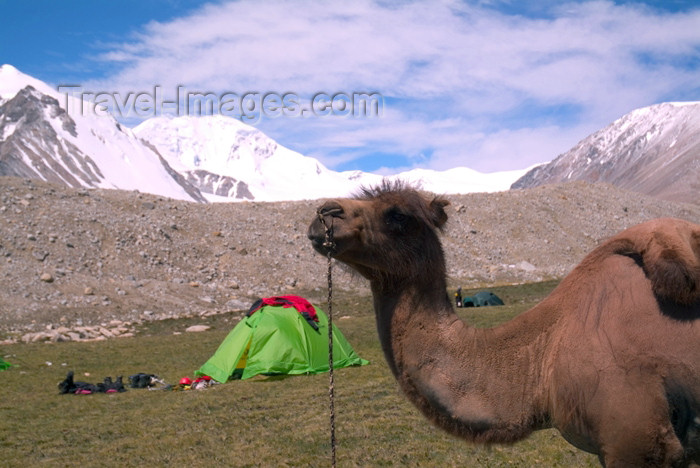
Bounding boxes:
370 273 554 444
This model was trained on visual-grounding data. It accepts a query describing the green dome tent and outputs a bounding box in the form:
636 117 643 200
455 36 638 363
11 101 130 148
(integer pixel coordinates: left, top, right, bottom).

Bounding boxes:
195 296 368 382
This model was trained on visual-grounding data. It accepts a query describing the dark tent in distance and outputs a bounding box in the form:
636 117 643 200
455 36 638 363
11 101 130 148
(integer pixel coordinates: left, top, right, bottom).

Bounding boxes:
462 291 504 307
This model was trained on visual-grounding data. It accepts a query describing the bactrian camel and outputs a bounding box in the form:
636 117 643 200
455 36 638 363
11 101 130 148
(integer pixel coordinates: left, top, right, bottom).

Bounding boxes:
307 181 700 467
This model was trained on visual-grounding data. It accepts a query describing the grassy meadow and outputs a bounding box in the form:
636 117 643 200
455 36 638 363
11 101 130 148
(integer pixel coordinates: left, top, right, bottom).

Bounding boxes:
0 281 599 467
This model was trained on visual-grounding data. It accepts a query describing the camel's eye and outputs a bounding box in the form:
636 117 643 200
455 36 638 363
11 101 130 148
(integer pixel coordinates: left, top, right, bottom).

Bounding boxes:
390 212 406 222
384 208 411 230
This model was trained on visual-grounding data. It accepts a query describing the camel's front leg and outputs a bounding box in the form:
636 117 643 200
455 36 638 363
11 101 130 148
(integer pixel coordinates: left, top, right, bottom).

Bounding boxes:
592 380 684 467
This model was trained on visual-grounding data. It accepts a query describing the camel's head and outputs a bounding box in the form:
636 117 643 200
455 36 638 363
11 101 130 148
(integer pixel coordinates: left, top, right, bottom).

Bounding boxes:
308 181 449 282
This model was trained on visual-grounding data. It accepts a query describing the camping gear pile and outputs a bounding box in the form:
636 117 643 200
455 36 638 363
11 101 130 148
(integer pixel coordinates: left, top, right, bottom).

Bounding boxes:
196 295 368 382
129 372 170 389
175 375 215 391
58 371 127 395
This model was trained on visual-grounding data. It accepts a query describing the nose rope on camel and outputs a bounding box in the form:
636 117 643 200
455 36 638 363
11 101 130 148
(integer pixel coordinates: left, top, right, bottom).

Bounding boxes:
316 209 337 468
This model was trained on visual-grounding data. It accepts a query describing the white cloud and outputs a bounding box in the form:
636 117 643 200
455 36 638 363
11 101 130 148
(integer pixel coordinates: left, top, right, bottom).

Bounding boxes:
88 0 700 172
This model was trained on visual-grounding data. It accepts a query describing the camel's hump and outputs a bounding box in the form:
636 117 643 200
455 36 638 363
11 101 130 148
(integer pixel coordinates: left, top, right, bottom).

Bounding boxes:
603 218 700 306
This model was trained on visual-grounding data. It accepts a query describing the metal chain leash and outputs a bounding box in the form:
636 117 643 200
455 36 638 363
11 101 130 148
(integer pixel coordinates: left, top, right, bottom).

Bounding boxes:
317 209 337 468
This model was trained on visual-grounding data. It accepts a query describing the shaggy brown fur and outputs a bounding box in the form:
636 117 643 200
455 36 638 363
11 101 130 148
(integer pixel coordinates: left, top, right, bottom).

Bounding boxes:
308 182 700 467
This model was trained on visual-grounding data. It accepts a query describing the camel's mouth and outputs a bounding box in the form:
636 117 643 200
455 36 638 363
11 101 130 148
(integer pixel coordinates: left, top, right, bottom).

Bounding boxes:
308 230 334 256
308 201 347 256
308 215 337 256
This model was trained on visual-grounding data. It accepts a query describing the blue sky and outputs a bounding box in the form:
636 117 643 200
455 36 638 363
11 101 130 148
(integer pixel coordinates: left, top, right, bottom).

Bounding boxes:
2 0 700 174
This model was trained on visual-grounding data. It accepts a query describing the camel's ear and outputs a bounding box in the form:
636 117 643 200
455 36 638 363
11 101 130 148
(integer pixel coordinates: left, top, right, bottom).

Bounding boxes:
429 197 449 229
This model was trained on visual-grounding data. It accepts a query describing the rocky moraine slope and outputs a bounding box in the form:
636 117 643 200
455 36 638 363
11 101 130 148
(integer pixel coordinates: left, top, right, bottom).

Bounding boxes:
1 176 699 343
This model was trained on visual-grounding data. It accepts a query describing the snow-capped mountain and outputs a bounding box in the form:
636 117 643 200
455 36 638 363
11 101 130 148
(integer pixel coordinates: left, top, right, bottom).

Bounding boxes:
1 64 526 203
388 166 529 196
512 102 700 204
135 115 526 202
134 115 370 201
0 65 206 202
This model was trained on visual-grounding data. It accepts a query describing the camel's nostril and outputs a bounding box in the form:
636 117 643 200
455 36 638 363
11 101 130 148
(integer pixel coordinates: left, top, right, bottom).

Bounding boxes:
322 208 343 217
318 201 345 218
